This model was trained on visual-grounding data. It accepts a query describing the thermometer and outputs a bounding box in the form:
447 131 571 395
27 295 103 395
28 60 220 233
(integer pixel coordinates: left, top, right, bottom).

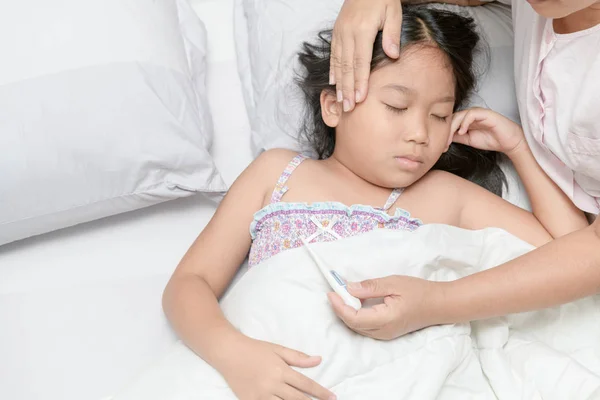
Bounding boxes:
300 237 362 310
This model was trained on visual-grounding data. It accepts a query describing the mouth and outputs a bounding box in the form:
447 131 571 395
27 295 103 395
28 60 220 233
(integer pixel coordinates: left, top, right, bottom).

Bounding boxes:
394 155 424 171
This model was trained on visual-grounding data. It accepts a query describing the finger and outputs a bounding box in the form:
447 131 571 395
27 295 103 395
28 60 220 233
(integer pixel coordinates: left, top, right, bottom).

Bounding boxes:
353 32 376 104
274 384 309 400
458 109 490 134
331 30 343 104
382 0 402 59
340 34 356 111
450 111 468 135
329 33 338 86
459 110 478 134
328 292 359 320
328 292 391 330
452 133 471 145
451 110 476 135
346 277 398 299
274 345 322 368
285 370 336 400
346 302 392 337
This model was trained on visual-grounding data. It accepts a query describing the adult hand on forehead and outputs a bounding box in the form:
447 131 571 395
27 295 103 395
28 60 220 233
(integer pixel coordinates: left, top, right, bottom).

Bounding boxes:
330 0 488 112
330 0 402 112
327 275 446 340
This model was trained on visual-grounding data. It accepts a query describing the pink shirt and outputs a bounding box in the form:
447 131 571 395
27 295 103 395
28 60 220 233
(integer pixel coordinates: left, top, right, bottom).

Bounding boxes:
511 1 600 215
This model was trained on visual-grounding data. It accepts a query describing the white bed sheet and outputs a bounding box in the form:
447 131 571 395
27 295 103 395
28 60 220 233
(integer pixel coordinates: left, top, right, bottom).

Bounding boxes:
0 1 252 399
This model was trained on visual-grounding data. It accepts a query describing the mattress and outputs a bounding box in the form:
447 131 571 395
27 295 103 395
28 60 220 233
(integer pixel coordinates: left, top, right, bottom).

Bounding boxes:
0 1 252 399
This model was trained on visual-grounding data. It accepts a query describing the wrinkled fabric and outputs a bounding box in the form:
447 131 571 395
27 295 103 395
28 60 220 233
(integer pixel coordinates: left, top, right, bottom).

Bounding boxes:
112 226 600 400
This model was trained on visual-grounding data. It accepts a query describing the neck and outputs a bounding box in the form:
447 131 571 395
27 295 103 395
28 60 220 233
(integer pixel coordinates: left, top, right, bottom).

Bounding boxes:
554 3 600 34
324 152 385 190
323 153 363 182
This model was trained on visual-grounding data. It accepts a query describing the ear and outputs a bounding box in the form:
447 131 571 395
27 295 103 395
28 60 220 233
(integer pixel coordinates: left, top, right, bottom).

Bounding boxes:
320 89 342 128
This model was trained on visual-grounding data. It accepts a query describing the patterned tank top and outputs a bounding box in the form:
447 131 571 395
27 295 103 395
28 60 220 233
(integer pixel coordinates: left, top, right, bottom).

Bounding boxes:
248 154 423 267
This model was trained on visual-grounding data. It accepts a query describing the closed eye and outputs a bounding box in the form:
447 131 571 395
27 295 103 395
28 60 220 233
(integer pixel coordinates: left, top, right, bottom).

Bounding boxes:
432 115 449 122
385 104 407 114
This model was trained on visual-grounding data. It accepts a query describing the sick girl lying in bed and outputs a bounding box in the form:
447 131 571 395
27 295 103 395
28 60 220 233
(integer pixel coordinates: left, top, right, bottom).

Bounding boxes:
162 6 573 400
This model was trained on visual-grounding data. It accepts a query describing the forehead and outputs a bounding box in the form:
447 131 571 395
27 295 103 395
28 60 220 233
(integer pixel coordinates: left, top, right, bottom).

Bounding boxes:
369 45 455 94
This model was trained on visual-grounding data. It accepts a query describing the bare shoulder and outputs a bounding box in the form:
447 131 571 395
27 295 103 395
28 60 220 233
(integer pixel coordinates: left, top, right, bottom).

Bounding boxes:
411 170 467 196
242 148 304 201
251 148 302 180
415 169 501 197
254 148 300 169
403 170 486 225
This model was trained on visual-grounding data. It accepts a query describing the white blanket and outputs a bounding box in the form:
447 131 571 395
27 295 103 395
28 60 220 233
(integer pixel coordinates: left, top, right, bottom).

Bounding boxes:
112 225 600 399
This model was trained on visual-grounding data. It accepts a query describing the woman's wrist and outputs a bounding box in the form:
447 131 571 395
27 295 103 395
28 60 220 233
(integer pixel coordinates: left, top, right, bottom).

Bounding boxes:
429 280 464 326
432 278 487 325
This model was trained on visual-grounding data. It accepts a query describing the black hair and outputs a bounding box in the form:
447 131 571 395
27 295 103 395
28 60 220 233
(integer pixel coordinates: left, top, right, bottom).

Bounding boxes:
296 5 506 196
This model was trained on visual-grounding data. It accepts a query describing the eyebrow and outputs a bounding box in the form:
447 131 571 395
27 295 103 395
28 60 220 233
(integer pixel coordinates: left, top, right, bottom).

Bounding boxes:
382 83 455 103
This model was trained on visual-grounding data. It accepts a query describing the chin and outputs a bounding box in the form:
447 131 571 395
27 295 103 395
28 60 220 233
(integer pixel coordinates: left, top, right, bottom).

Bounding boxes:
529 3 573 19
385 172 423 190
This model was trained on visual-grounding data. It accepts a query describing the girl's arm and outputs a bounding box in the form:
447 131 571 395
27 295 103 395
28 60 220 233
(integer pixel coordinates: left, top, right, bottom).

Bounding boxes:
162 151 272 368
422 170 553 247
456 173 554 246
506 143 589 237
451 107 589 238
162 149 335 400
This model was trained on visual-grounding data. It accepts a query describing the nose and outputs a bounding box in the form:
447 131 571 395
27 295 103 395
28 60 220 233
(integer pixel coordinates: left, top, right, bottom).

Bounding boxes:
402 113 429 145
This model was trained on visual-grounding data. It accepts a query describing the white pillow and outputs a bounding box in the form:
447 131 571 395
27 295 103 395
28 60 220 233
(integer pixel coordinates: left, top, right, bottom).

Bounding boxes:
234 0 530 209
0 0 226 245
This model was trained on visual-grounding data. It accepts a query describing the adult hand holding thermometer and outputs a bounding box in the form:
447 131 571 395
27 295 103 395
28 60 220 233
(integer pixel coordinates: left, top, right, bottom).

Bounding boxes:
300 237 362 311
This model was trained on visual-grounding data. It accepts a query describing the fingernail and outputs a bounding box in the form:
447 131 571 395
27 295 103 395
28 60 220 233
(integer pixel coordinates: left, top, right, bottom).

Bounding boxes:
355 89 361 103
343 99 351 112
347 282 361 290
391 43 400 57
329 71 335 85
336 90 343 103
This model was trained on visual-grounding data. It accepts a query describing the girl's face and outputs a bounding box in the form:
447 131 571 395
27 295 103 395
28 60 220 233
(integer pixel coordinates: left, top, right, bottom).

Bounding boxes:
321 45 455 189
526 0 600 19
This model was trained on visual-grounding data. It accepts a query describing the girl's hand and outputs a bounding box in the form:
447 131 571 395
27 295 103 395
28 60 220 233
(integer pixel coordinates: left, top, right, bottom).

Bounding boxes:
220 337 335 400
451 107 526 157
